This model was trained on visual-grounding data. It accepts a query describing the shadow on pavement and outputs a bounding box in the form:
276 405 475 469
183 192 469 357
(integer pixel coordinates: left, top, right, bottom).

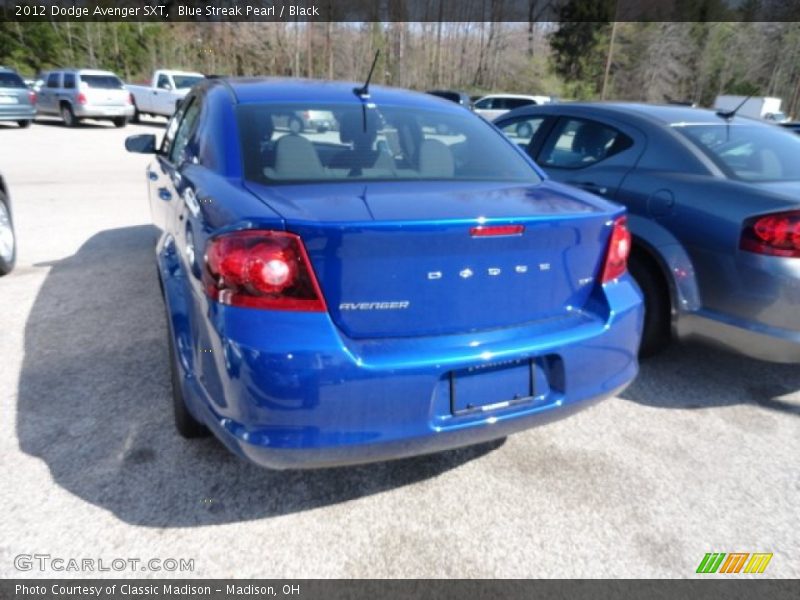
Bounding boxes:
621 341 800 415
16 225 502 527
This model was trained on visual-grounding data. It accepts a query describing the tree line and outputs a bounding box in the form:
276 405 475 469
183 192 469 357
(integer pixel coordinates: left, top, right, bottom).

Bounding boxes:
2 16 800 115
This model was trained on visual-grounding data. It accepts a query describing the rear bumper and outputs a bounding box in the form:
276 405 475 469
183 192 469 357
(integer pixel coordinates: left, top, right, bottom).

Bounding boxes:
168 269 643 469
676 311 800 363
74 104 134 119
0 106 35 121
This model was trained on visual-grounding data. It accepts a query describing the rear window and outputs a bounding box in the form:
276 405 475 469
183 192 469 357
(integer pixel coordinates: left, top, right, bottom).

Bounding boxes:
172 75 204 89
237 102 541 184
676 123 800 182
0 72 25 88
80 75 124 89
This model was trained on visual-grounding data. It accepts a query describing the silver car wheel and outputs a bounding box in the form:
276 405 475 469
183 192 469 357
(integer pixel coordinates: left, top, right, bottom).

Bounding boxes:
0 201 15 263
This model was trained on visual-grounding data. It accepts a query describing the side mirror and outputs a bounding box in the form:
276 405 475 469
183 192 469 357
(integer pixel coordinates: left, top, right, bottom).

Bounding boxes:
125 134 157 154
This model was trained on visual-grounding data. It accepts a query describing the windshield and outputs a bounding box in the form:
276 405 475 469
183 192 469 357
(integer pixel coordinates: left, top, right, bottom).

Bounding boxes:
172 75 203 89
80 75 124 89
237 102 540 184
0 72 25 89
675 123 800 182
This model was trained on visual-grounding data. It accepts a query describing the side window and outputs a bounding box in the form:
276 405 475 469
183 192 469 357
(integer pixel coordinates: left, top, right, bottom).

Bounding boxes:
62 73 76 89
507 98 535 110
539 118 633 169
474 97 491 110
168 100 202 164
157 74 170 89
499 117 545 147
46 73 60 89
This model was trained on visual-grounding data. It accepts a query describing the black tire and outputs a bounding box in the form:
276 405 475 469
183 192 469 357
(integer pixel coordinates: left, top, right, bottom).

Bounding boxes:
17 120 31 128
131 101 140 123
60 103 77 127
166 313 209 438
628 253 671 357
112 117 128 128
0 192 16 276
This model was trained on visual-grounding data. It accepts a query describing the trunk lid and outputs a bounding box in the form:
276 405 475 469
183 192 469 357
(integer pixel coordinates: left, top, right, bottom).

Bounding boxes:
246 180 620 339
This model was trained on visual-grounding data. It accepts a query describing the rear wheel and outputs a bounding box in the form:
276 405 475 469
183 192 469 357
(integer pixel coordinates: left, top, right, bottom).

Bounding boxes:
60 103 77 127
112 117 128 128
0 192 16 276
165 312 209 438
628 253 671 357
17 120 31 128
131 101 140 123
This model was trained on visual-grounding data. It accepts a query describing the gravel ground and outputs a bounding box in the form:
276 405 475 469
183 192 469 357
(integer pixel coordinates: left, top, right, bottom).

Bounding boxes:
0 119 798 579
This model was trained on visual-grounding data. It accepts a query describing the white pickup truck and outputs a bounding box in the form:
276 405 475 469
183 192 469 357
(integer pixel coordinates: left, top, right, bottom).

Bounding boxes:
127 70 204 121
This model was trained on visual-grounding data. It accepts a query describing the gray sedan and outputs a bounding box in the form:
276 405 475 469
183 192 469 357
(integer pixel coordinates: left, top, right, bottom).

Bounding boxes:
495 103 800 363
0 67 36 128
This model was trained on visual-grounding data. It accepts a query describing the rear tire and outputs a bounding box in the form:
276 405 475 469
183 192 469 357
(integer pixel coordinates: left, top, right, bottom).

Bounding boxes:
0 191 16 276
166 321 209 439
628 253 671 358
112 117 128 128
17 120 31 128
60 103 77 127
131 102 140 123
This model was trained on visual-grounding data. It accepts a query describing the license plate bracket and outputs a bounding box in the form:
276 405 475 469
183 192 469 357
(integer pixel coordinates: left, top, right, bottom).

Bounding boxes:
450 359 536 416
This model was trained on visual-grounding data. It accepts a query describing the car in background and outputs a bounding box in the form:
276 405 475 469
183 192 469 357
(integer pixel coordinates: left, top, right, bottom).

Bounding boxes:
473 94 554 121
426 90 473 109
495 103 800 362
36 69 134 127
127 69 205 121
0 66 36 128
124 78 642 469
0 173 16 276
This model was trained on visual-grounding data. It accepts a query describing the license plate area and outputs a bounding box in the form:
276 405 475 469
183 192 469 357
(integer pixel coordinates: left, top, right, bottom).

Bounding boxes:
450 359 537 416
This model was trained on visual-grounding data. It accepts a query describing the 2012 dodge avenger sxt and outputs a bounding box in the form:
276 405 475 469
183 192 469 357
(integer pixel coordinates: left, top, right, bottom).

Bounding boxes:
125 77 643 469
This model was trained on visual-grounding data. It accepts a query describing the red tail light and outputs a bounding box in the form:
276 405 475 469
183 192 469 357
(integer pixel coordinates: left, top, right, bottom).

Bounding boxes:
28 90 37 104
601 216 631 283
76 92 87 105
740 210 800 258
203 230 326 312
470 224 525 237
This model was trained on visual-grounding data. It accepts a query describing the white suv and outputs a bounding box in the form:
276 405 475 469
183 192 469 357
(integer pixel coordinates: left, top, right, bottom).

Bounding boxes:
473 94 554 121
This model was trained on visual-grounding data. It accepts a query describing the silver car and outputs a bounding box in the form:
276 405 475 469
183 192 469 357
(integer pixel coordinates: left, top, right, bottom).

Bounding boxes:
0 67 36 128
36 69 134 128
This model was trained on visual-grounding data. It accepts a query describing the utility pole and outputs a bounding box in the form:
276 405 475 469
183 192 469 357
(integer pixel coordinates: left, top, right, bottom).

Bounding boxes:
601 20 618 101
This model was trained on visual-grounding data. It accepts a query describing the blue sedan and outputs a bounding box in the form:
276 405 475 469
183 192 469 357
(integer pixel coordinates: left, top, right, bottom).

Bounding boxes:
496 103 800 362
125 79 642 469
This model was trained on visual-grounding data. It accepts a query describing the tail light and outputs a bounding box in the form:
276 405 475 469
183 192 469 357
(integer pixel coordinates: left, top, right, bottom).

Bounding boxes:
203 230 326 312
76 92 87 105
28 90 37 104
740 210 800 258
601 216 631 283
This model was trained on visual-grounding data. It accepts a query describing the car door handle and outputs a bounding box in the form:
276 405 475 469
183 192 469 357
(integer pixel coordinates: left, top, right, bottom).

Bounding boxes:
158 187 172 201
147 170 158 181
569 181 608 195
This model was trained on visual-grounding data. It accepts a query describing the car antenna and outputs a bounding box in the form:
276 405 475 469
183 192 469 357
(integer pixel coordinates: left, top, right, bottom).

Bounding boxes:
353 50 380 133
716 94 752 121
354 50 380 99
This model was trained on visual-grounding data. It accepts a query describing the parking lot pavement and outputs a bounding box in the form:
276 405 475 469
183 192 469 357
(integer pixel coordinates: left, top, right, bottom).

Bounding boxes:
0 119 798 579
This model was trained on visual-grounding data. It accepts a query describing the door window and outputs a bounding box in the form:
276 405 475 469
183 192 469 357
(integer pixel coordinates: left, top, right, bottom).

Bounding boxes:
539 118 632 168
63 73 76 89
157 74 171 89
46 73 60 88
168 100 202 164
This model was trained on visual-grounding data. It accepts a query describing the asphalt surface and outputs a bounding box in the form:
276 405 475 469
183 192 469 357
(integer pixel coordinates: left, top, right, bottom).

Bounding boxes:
0 117 798 579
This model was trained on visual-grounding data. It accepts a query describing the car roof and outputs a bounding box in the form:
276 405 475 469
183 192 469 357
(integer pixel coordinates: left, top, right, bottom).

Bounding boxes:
214 77 463 109
502 101 767 127
477 93 544 100
49 69 118 76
